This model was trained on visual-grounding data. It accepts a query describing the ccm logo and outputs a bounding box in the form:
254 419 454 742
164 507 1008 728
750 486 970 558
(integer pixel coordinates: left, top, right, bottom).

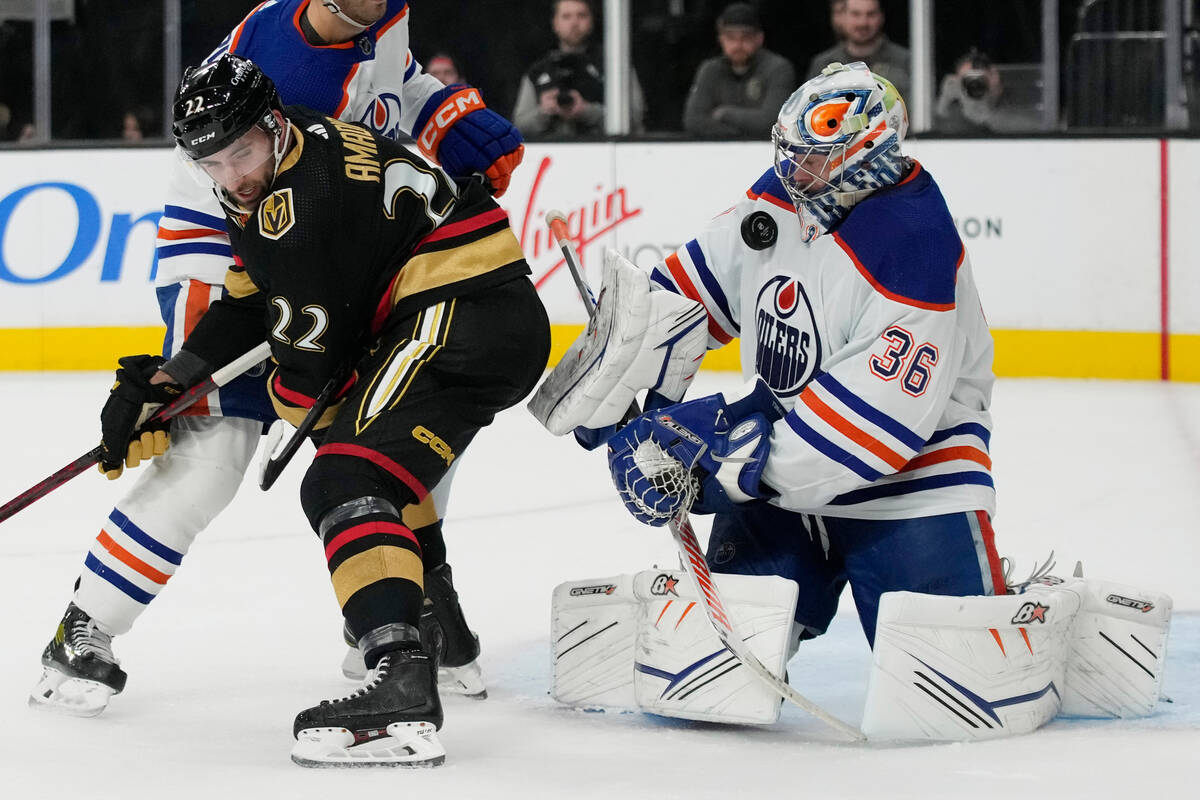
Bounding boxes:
419 89 484 153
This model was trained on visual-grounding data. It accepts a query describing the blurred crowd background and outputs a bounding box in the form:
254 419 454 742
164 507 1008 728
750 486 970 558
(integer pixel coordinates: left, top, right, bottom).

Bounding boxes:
1 0 1196 144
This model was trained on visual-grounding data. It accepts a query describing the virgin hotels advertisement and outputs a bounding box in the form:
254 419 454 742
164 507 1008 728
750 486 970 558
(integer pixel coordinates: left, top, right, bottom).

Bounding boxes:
0 139 1193 337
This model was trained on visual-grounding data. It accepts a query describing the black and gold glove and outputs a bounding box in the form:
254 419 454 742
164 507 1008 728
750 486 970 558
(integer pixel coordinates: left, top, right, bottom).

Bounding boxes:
98 355 183 479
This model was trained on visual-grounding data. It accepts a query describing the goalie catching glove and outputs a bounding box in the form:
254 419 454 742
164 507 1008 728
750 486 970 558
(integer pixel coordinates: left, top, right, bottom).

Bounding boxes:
607 378 784 525
98 355 182 479
414 84 524 197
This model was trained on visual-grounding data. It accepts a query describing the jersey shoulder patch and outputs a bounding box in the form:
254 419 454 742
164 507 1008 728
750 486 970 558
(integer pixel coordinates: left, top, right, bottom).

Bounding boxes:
745 167 794 212
833 164 963 311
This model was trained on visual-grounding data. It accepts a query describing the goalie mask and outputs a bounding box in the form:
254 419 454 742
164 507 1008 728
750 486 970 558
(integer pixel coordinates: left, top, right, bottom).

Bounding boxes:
772 61 908 242
172 53 289 211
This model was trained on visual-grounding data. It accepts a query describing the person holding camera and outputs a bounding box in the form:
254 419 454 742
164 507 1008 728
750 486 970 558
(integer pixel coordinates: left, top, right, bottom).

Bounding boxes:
807 0 909 101
682 3 796 138
512 0 644 138
934 48 1040 134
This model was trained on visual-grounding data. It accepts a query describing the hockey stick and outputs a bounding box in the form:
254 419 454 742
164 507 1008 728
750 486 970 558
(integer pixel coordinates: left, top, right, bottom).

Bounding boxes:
545 210 597 316
0 341 272 525
669 509 866 741
258 366 348 491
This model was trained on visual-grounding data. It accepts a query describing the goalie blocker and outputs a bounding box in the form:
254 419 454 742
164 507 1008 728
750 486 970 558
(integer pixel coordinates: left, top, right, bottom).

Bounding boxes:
553 570 1171 737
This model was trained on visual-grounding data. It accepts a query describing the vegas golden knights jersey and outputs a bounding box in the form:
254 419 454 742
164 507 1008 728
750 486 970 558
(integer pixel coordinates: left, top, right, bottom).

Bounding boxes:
180 106 529 413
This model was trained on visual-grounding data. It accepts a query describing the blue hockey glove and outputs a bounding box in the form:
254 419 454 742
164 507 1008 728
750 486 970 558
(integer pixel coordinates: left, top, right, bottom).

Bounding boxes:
607 379 784 526
414 84 524 197
573 390 677 452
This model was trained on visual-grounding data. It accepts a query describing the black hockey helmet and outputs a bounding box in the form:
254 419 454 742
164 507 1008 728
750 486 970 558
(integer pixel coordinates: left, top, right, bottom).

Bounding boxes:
172 53 283 160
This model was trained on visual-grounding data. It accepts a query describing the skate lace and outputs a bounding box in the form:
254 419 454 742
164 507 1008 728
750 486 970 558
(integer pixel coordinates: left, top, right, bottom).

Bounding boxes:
326 654 393 705
1002 550 1057 593
70 618 117 663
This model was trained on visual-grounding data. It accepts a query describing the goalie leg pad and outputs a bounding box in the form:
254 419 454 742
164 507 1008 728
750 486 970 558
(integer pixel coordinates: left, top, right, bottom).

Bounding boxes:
551 574 641 710
863 585 1079 741
528 248 708 435
632 570 796 725
1058 578 1172 718
551 570 798 724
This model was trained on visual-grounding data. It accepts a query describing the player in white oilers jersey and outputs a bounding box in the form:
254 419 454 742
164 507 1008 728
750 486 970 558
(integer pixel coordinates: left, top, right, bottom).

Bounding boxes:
31 0 518 717
607 61 1003 648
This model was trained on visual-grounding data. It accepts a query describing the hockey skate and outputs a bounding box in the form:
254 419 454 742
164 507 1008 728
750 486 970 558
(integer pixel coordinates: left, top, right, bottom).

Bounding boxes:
292 648 445 768
29 603 127 717
341 564 487 698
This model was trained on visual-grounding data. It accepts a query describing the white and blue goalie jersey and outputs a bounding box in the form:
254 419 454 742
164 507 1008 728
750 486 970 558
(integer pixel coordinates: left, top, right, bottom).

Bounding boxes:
649 162 995 520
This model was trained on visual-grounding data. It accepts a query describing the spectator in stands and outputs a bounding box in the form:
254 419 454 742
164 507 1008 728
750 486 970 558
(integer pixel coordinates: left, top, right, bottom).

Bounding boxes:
934 48 1041 134
682 2 795 138
512 0 644 138
120 107 157 142
807 0 909 100
426 52 465 86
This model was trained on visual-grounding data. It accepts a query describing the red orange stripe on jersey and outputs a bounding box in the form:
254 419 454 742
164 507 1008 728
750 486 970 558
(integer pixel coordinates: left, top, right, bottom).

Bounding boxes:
834 232 957 312
745 187 794 212
800 389 909 470
228 1 273 54
332 62 361 119
376 3 409 38
415 207 508 248
157 226 225 241
664 253 732 344
900 445 992 473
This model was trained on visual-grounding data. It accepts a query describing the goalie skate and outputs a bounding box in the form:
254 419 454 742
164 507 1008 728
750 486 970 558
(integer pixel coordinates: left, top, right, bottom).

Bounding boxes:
29 603 127 717
293 649 445 768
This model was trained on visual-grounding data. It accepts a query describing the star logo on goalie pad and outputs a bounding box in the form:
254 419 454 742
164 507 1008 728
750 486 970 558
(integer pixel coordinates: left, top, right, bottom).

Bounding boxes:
1011 601 1049 625
650 573 680 596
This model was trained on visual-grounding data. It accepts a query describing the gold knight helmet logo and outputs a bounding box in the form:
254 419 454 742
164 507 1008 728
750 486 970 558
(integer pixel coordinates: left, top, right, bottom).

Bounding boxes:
258 187 295 240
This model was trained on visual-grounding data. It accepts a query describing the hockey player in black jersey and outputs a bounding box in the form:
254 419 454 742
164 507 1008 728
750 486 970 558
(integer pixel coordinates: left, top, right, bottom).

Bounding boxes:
98 53 550 767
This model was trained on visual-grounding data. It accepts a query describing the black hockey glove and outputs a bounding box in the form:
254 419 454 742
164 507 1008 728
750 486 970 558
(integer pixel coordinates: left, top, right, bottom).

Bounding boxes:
98 354 182 479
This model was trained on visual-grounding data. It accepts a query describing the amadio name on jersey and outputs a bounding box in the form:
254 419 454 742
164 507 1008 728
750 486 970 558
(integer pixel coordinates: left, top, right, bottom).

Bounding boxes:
755 275 821 397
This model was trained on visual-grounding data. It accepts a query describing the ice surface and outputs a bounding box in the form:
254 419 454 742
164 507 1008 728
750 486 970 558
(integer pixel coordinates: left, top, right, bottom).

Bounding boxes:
0 372 1196 798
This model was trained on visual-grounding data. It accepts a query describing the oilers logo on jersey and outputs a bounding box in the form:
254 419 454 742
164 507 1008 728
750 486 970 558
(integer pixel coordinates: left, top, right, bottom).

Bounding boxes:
754 275 821 397
358 92 405 140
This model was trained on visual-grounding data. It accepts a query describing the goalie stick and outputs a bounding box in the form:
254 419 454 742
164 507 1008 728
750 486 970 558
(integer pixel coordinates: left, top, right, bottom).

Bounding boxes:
0 341 272 525
544 209 650 425
544 208 864 740
669 510 865 741
545 210 597 316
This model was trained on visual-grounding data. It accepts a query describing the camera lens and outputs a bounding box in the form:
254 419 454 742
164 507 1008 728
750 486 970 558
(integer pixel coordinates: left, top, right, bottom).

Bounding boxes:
962 72 988 100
